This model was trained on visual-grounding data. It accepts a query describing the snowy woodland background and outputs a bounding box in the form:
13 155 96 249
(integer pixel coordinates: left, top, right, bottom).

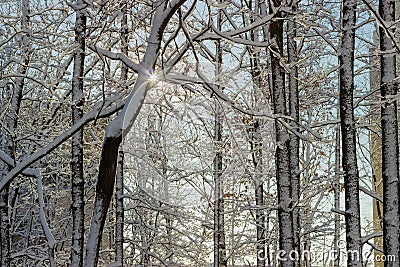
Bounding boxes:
0 0 399 266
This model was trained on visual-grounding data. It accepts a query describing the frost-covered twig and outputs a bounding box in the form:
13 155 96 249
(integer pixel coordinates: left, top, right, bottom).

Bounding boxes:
359 185 383 203
362 231 383 244
0 152 55 266
0 98 124 191
34 169 56 267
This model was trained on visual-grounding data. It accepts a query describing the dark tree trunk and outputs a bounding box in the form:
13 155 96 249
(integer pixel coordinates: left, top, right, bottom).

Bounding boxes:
213 103 227 267
213 6 227 267
251 120 266 267
115 151 124 266
379 0 400 263
287 4 300 267
85 135 122 267
0 82 23 267
84 2 186 265
269 0 294 266
338 0 362 266
333 127 341 267
71 2 87 266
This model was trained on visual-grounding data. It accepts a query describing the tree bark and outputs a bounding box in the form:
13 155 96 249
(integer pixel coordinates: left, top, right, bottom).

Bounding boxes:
213 103 227 267
0 83 23 267
269 0 294 266
115 151 124 266
84 2 186 266
247 1 266 264
71 2 87 266
338 0 362 266
333 127 341 267
287 4 300 267
251 120 266 267
115 2 128 265
379 0 400 263
213 11 227 265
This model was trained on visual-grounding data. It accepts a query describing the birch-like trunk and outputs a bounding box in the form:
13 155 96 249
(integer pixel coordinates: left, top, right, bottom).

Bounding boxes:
379 0 400 263
213 7 227 267
269 1 294 266
71 3 87 266
338 0 362 266
213 103 227 267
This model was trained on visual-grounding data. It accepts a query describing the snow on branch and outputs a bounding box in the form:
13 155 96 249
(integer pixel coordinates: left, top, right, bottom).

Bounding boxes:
34 169 56 249
89 45 144 74
0 151 56 256
359 185 383 203
0 97 124 191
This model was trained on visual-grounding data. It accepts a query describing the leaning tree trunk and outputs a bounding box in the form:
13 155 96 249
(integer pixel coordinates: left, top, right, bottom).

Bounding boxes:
338 0 362 266
84 2 186 266
269 0 294 266
71 2 87 266
0 0 29 265
379 0 400 263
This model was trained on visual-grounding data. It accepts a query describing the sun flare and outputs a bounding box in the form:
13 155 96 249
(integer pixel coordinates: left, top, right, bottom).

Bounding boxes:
148 73 158 84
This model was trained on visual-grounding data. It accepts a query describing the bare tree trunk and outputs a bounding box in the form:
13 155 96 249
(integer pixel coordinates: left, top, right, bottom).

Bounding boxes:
0 0 29 265
0 183 10 267
287 4 300 267
213 103 227 267
115 152 124 266
303 141 311 267
147 106 174 266
379 0 400 263
0 79 23 267
251 120 266 267
338 0 362 266
368 32 385 267
84 2 186 266
71 2 87 266
333 127 341 267
269 1 295 266
247 1 266 265
213 6 227 267
165 214 173 267
115 2 128 265
162 145 173 267
214 17 226 267
140 234 150 266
